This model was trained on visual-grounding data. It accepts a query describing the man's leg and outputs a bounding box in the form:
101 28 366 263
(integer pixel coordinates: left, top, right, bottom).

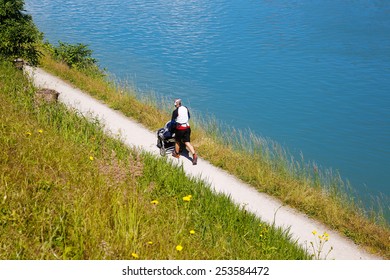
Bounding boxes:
172 130 182 158
175 142 181 154
171 141 180 158
185 142 197 165
184 142 195 155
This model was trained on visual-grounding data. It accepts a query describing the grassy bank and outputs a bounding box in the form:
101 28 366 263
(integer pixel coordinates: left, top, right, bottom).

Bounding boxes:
38 52 389 259
0 60 311 259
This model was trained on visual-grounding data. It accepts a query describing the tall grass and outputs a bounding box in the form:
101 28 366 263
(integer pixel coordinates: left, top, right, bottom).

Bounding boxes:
37 52 390 259
0 60 310 259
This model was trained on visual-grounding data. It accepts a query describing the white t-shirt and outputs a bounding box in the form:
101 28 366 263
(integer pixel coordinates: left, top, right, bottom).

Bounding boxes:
175 106 189 124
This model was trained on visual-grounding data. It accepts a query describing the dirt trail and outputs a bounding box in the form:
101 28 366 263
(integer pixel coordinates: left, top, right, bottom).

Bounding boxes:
25 66 379 260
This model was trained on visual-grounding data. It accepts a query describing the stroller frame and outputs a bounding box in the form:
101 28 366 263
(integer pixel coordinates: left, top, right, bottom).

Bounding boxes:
156 121 185 156
156 121 176 156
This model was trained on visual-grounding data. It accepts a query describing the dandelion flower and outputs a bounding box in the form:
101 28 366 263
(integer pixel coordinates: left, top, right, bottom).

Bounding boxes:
89 156 94 161
151 200 159 205
182 195 191 202
147 241 153 245
189 230 195 235
38 129 43 133
131 252 139 259
176 245 183 251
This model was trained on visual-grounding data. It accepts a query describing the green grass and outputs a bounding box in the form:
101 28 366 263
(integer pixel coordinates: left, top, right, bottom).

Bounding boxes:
38 53 390 259
0 60 310 260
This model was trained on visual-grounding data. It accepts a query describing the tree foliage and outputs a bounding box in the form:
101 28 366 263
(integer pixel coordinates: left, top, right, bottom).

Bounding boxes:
0 0 42 65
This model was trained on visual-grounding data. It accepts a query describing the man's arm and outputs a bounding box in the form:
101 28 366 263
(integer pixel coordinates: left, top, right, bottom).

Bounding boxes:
171 108 178 123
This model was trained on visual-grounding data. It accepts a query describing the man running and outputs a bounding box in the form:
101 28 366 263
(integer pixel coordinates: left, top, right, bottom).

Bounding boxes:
171 98 198 165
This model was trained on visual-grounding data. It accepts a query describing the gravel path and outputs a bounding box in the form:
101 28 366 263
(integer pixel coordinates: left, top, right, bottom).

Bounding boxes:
25 65 379 260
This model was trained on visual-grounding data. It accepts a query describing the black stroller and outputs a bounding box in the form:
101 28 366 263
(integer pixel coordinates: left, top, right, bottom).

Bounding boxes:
156 121 176 156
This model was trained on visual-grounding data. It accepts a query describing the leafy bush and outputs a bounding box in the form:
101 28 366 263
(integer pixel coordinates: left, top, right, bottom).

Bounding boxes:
46 41 105 77
51 41 96 69
0 0 42 65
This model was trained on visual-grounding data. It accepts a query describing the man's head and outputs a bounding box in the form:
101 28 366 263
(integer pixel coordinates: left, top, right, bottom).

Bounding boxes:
174 98 182 107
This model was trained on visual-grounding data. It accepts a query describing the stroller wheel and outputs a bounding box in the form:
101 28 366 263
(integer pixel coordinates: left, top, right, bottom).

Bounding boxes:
160 147 166 156
157 138 162 148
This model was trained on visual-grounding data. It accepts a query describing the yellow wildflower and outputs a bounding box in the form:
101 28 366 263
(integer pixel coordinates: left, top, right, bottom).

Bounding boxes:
26 132 32 136
147 241 153 245
322 232 330 241
151 200 159 205
312 230 317 236
189 230 195 235
38 129 43 133
176 245 183 251
89 156 94 161
131 252 139 259
183 195 192 202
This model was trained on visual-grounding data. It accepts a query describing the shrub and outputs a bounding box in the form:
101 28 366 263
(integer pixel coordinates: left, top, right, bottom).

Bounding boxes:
46 41 105 77
51 41 96 69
